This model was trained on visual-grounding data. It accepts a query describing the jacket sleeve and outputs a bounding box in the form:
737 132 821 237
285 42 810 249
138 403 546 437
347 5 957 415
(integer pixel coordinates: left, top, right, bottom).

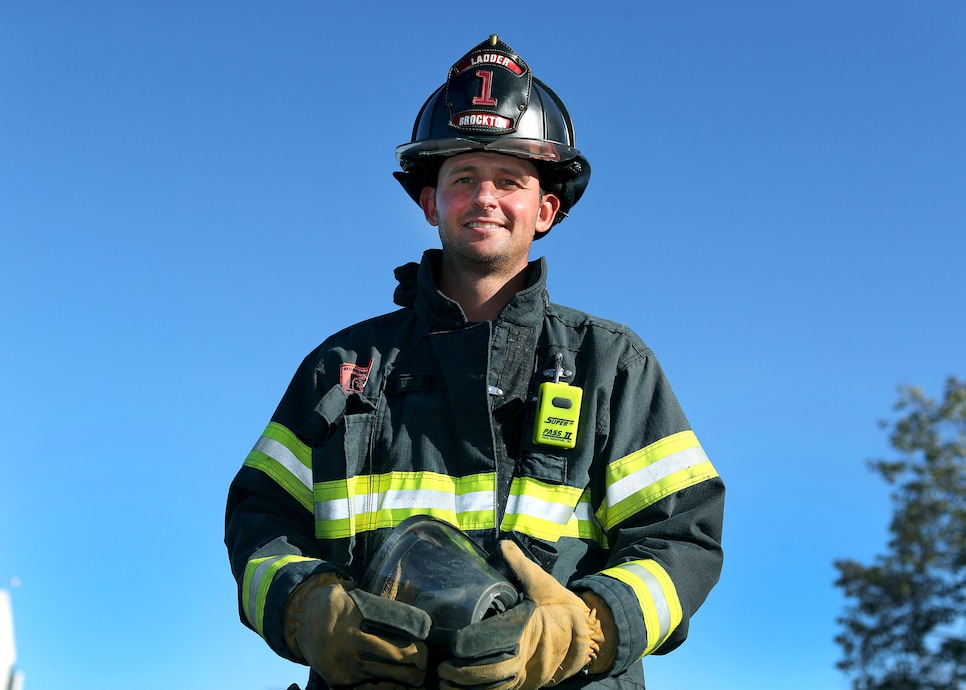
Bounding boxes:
224 351 347 661
572 344 725 674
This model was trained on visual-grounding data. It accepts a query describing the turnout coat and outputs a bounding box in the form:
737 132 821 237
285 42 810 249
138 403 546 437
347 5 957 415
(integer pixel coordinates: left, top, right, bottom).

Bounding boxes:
226 249 725 690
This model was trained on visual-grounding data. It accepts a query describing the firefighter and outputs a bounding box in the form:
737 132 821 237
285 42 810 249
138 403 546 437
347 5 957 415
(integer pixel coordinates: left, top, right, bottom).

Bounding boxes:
225 35 725 690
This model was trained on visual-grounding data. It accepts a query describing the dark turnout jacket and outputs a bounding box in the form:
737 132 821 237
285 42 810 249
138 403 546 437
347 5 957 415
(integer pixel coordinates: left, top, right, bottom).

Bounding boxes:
226 249 725 690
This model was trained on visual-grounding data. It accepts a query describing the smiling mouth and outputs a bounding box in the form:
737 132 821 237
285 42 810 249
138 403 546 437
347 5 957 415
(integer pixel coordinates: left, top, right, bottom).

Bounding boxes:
465 221 505 230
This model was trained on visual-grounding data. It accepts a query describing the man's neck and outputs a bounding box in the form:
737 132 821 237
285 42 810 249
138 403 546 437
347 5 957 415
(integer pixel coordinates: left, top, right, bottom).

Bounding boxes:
438 261 529 322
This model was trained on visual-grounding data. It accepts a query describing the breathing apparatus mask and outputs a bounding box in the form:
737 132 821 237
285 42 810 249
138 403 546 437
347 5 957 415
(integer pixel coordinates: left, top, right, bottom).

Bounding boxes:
359 516 521 656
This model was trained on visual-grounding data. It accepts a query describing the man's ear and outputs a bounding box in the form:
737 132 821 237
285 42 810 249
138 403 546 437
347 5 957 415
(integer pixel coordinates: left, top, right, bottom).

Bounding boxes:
536 192 561 234
419 187 439 226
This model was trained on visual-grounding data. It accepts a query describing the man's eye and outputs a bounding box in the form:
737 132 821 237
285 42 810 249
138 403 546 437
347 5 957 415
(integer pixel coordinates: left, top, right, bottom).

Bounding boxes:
500 179 521 187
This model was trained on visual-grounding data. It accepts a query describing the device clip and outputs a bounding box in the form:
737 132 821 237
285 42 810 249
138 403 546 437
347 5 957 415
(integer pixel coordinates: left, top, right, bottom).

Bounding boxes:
543 352 573 383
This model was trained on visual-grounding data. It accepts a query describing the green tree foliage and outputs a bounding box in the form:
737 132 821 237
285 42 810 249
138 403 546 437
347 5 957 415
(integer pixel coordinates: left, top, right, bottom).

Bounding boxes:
835 376 966 690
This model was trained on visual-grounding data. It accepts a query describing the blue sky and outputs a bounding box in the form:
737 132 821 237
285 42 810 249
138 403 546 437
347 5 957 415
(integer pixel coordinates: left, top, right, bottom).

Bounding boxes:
2 2 964 689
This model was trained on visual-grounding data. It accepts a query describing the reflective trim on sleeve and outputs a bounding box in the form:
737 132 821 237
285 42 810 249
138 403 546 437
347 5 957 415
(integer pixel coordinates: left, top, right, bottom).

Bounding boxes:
599 430 718 529
243 422 313 512
599 559 683 656
242 554 318 638
313 471 496 539
573 491 608 546
502 478 605 544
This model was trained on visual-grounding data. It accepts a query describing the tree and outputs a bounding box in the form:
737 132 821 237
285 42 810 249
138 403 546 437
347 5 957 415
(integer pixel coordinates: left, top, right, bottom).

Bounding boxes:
835 376 966 690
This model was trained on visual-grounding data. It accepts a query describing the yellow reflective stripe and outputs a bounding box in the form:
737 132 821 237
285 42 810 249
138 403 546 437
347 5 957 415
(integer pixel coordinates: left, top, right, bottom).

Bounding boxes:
506 492 607 544
242 555 318 637
314 472 496 539
600 431 717 529
600 559 682 656
573 491 608 546
243 422 313 512
502 476 589 542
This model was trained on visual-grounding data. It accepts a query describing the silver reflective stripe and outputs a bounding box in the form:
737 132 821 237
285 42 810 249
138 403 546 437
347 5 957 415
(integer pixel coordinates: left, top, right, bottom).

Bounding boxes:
624 562 673 646
376 487 493 512
607 445 709 507
253 436 312 493
574 497 596 522
505 491 577 525
316 495 351 522
245 556 279 630
315 487 493 522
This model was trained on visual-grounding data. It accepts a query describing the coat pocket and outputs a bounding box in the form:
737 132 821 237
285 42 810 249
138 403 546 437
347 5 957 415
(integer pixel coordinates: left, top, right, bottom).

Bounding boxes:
517 449 567 485
342 393 376 477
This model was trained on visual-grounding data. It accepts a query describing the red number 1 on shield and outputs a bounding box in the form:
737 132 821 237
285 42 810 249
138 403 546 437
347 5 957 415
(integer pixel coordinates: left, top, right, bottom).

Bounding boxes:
472 70 498 107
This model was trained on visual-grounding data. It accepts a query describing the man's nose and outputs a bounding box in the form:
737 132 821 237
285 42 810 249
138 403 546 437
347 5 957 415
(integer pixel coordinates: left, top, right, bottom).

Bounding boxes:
473 180 500 207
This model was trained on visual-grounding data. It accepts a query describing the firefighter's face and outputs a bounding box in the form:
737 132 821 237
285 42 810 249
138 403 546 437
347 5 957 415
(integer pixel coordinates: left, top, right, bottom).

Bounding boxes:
419 152 559 272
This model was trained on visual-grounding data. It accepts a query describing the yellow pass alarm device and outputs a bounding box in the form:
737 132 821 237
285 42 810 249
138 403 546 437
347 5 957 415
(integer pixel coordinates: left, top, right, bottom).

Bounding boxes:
533 353 582 449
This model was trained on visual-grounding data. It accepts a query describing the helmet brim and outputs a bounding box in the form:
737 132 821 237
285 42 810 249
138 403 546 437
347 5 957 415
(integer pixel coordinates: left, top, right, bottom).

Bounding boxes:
397 136 583 167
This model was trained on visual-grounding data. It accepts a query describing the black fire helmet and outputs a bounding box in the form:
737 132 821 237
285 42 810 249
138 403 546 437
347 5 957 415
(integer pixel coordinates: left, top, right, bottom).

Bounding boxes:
394 35 591 231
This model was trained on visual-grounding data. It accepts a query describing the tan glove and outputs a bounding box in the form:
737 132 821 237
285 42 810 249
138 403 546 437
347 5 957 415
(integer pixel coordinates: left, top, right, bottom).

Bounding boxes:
437 541 608 690
578 590 618 675
283 573 432 689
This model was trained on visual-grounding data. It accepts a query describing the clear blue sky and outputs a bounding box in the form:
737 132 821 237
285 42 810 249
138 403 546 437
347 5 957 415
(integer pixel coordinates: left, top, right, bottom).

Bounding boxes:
2 2 964 689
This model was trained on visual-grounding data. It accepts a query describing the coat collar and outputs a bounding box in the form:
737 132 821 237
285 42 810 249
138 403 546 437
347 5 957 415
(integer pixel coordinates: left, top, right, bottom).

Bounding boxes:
393 249 550 331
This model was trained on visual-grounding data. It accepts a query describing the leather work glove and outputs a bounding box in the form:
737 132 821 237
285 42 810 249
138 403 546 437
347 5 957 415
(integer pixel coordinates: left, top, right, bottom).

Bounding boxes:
283 573 432 690
437 541 609 690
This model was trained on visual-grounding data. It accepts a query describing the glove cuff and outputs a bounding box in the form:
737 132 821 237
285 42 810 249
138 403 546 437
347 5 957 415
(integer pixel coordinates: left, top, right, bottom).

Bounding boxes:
549 603 603 685
283 572 351 662
579 591 617 675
